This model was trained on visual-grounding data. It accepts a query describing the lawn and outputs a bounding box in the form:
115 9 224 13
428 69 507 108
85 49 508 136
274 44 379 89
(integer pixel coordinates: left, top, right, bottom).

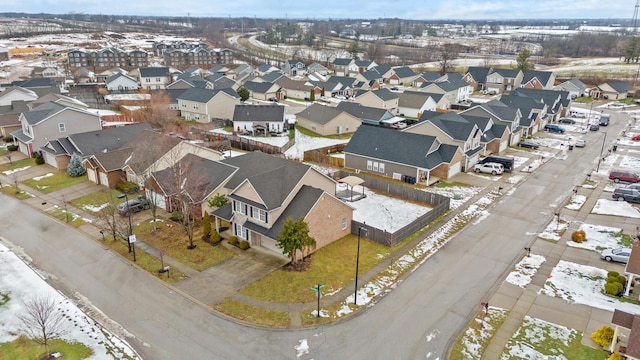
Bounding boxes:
47 206 88 227
101 233 184 283
449 308 509 360
0 337 94 360
22 172 87 194
0 158 34 173
0 185 34 200
239 234 390 303
70 189 124 213
132 218 235 271
214 298 289 328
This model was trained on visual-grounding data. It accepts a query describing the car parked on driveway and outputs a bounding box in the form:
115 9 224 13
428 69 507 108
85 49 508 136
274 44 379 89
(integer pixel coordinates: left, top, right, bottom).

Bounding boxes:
117 196 150 216
624 184 640 191
600 248 631 263
612 188 640 203
632 134 640 141
589 124 600 131
544 124 565 133
517 140 540 149
559 118 576 124
609 170 640 183
575 139 586 147
474 162 504 175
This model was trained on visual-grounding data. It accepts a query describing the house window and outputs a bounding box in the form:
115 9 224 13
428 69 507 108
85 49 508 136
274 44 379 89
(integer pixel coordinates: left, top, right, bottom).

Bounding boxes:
342 217 347 230
58 123 66 132
367 160 372 170
156 77 161 82
193 104 198 109
234 223 249 240
145 78 150 82
372 162 378 172
181 102 186 108
253 208 267 223
379 163 385 173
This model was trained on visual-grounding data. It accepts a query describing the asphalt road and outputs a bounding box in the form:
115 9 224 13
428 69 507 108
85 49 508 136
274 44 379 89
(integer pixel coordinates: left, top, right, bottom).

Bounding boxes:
0 110 627 359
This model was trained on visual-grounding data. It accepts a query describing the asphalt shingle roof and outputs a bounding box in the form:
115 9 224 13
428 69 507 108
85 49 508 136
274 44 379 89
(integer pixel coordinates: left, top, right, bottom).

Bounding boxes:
139 67 170 78
392 66 416 79
232 104 284 122
427 112 476 141
336 102 392 122
177 88 216 103
522 70 553 85
43 123 151 156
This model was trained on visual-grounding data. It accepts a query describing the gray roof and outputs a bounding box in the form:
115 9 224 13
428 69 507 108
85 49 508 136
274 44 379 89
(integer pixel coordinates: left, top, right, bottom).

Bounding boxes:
397 91 432 109
177 87 216 103
426 112 477 141
333 58 354 66
139 67 170 78
261 71 284 83
327 76 358 87
371 64 392 76
405 90 444 103
369 88 398 101
360 70 382 81
221 152 311 209
559 78 587 91
490 68 522 79
603 81 631 93
345 125 451 170
23 102 74 125
93 130 181 172
418 71 445 82
296 103 346 125
392 66 416 79
105 72 137 84
465 67 491 83
232 104 284 122
211 76 236 90
336 102 392 122
42 123 152 157
153 153 238 202
245 185 324 239
242 81 277 94
354 60 373 67
522 70 553 85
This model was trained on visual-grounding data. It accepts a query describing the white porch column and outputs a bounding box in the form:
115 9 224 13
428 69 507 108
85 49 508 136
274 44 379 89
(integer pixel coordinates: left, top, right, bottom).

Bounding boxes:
625 273 634 297
610 325 620 353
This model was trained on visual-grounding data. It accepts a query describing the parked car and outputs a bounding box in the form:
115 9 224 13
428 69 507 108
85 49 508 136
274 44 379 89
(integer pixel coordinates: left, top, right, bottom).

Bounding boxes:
558 118 576 124
117 196 150 216
474 162 504 175
517 140 540 149
600 248 631 263
599 117 610 126
609 170 640 183
612 188 640 203
390 87 399 91
544 124 565 133
589 124 600 131
624 184 640 191
575 139 586 147
334 95 347 100
632 134 640 141
268 97 278 102
479 155 515 173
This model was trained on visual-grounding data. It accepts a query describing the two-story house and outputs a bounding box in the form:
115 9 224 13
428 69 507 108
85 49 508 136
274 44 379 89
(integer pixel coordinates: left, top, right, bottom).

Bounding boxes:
296 103 361 136
232 104 286 135
485 68 524 94
214 151 353 257
105 72 139 92
12 102 102 157
460 101 523 146
138 67 172 90
282 59 306 76
0 86 39 106
177 87 241 122
332 58 355 77
462 67 492 92
388 66 417 85
521 70 556 90
354 88 399 112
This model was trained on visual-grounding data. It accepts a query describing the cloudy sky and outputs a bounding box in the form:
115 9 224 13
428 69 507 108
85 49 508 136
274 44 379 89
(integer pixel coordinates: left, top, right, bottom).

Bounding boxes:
3 0 633 20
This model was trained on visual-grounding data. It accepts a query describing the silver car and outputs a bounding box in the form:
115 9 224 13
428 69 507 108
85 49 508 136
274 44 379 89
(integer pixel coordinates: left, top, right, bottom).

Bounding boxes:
600 248 631 263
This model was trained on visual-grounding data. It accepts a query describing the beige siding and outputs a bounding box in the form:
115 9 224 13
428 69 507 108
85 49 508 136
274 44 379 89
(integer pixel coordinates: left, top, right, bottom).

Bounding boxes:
234 181 265 204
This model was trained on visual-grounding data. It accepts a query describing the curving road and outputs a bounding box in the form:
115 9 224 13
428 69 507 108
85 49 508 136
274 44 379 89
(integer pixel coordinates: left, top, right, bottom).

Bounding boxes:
0 109 626 359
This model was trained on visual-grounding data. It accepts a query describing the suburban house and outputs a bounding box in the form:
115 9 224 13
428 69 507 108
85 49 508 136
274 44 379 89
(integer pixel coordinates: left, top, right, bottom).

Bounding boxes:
463 67 492 92
388 66 417 85
29 93 89 111
325 76 361 97
84 130 182 188
0 86 39 106
418 78 472 105
307 62 329 76
275 76 320 100
499 94 548 136
610 309 640 359
354 60 377 74
370 64 394 83
460 101 523 146
520 70 556 90
282 59 306 76
412 71 448 87
512 88 570 122
596 81 631 100
332 58 355 77
138 67 172 90
296 103 361 136
177 87 241 122
556 78 588 99
458 113 510 156
12 102 102 157
485 68 524 94
214 151 353 257
40 123 151 170
105 72 139 92
96 67 127 83
241 81 281 101
405 111 482 171
344 125 464 184
354 88 399 112
255 64 280 77
336 101 395 126
396 91 437 118
260 71 285 83
5 78 61 97
166 73 213 90
232 104 286 135
149 153 238 216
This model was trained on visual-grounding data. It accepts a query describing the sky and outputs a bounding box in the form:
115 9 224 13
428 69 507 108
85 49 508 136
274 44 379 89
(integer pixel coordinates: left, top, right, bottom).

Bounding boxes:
2 0 634 20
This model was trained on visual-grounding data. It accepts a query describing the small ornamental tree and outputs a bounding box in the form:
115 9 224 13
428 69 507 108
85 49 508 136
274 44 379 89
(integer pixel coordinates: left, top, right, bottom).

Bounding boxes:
276 217 316 267
237 87 250 102
202 211 211 239
207 194 228 208
67 154 86 177
309 90 315 102
590 325 614 347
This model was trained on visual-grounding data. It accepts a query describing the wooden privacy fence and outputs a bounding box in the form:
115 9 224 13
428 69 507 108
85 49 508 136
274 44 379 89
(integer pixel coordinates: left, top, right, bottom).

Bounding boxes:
214 133 294 155
337 170 451 247
303 143 348 168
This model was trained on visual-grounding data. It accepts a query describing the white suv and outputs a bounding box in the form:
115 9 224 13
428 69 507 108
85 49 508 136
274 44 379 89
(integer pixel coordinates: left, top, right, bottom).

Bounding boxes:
474 162 504 175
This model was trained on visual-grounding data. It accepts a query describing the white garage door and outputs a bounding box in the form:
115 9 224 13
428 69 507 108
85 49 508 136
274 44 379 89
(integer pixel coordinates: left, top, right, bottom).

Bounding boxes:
44 152 57 168
448 161 461 178
146 190 166 211
87 168 97 183
499 140 508 152
261 237 285 255
99 171 109 186
18 142 28 155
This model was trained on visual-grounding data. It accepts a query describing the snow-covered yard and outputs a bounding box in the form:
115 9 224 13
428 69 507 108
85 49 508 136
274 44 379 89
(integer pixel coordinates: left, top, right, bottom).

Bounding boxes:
592 199 640 218
426 185 481 210
0 241 138 359
537 215 570 242
505 254 546 288
564 194 586 210
567 223 630 252
454 306 508 360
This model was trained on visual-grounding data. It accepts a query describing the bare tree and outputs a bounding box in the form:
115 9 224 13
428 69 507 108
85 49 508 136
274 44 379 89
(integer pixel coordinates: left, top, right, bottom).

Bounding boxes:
95 190 129 245
17 294 68 357
437 43 462 75
4 152 12 166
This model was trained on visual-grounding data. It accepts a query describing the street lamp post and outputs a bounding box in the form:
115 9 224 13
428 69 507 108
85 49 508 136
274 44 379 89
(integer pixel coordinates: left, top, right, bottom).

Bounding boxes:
596 131 607 173
117 194 134 257
354 225 368 305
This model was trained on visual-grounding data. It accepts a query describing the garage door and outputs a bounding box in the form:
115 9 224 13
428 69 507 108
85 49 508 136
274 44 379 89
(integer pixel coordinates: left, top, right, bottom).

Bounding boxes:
146 190 166 211
44 152 57 168
261 237 285 255
499 140 508 152
448 161 461 178
99 171 109 187
18 142 28 155
87 168 97 183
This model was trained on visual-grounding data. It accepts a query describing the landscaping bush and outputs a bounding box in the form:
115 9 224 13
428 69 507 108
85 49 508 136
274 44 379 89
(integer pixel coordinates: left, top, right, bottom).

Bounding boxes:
605 280 623 296
228 236 239 246
209 231 222 244
571 230 586 243
67 154 86 176
609 353 625 360
169 211 183 223
202 211 211 240
590 325 614 347
116 181 139 194
3 136 13 143
34 154 44 165
7 144 18 151
239 240 250 250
